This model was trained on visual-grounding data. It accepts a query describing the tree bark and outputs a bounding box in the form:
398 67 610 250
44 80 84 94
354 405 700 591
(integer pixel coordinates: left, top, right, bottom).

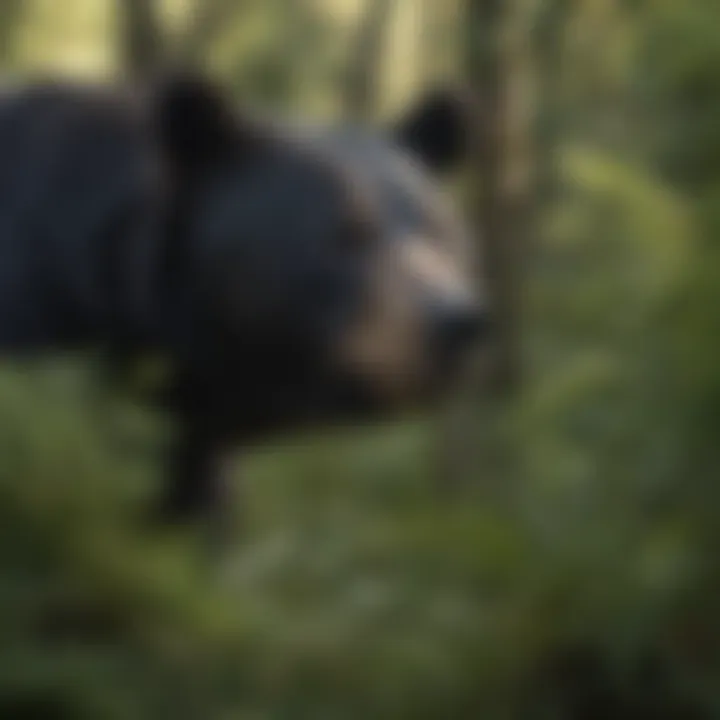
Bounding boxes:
175 0 241 67
120 0 165 79
434 0 537 495
0 0 24 70
343 0 395 121
434 0 512 493
465 0 523 397
533 0 570 213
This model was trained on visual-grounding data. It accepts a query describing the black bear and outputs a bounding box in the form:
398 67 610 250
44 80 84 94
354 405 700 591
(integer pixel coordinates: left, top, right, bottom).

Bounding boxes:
0 74 486 522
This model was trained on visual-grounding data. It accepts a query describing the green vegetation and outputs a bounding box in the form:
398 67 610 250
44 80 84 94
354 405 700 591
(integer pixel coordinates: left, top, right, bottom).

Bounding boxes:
1 0 720 717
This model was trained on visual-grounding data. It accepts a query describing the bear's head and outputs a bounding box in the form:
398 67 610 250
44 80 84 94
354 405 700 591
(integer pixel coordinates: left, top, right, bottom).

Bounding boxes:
152 76 488 437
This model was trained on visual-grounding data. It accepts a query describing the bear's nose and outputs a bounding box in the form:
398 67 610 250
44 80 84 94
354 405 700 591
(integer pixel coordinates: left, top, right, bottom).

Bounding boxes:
434 304 490 354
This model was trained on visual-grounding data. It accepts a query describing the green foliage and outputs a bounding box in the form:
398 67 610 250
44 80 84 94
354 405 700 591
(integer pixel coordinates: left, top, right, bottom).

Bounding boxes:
1 0 720 717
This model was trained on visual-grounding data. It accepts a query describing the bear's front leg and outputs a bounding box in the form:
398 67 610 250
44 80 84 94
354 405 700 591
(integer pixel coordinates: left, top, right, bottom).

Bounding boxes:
156 419 240 540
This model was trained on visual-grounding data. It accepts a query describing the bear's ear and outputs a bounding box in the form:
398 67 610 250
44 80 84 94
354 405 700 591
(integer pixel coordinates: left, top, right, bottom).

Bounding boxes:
393 88 476 175
151 72 250 173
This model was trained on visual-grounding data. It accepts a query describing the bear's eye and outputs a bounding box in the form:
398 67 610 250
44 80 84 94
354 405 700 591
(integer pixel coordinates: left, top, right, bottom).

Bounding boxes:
341 212 377 254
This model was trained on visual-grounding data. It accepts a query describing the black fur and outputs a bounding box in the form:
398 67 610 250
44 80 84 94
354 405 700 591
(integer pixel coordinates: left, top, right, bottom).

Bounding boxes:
0 73 479 527
394 88 475 174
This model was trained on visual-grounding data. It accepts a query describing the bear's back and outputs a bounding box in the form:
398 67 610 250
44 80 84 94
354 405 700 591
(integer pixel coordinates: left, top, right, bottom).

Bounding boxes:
0 81 161 349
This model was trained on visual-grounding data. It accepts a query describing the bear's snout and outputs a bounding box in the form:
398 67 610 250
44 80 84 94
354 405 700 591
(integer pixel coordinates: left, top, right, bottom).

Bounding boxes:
429 300 488 376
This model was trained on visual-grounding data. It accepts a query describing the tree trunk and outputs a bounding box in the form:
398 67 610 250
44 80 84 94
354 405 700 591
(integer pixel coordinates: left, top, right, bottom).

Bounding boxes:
176 0 241 68
433 0 511 493
343 0 394 121
533 0 570 213
0 0 24 70
418 0 463 87
120 0 164 79
466 0 523 397
435 0 538 494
